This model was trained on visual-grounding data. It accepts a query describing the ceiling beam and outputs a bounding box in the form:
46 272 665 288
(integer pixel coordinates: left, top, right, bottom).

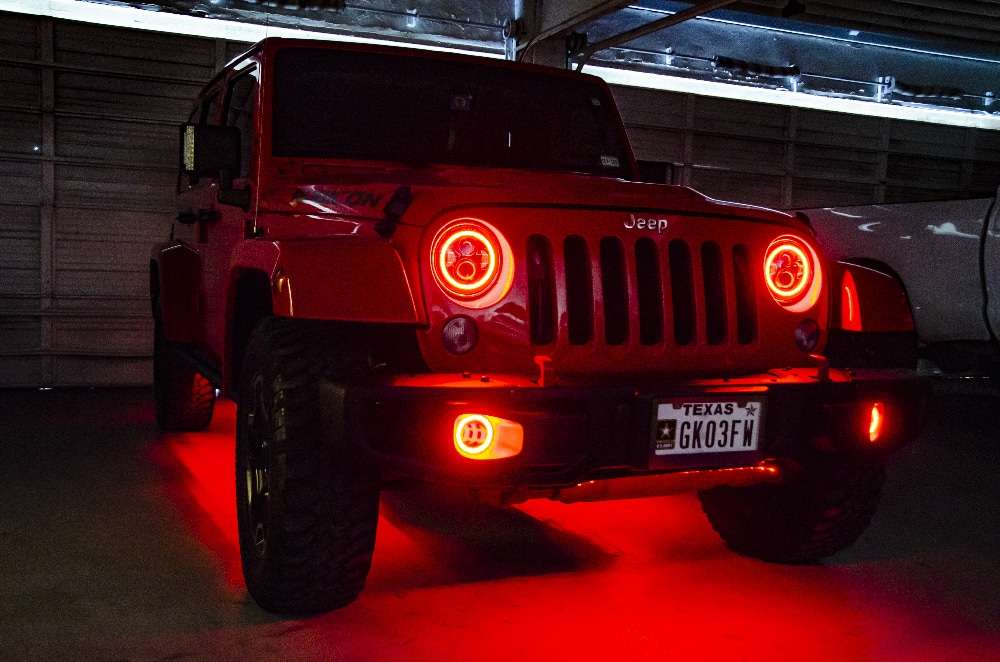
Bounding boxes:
513 1 631 54
574 0 740 70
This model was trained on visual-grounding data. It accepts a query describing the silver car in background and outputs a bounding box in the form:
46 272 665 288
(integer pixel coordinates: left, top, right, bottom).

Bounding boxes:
805 187 1000 378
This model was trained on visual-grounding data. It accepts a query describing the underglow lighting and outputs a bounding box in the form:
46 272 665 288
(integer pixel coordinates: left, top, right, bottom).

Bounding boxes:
3 0 999 129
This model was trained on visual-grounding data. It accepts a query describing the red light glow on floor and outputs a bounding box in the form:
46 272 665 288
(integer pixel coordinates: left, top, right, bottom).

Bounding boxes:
150 400 1000 661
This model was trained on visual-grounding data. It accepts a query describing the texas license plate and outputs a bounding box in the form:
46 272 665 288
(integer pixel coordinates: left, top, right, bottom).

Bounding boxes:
652 398 764 456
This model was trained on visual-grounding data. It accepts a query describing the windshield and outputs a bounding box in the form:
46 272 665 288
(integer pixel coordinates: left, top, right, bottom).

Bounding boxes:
272 48 632 177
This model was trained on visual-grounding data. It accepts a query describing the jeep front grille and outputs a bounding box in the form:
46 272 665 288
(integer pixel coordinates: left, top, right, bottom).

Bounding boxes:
527 234 758 349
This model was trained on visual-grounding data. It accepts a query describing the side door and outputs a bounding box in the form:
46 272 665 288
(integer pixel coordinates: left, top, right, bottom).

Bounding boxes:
200 65 260 363
985 186 1000 344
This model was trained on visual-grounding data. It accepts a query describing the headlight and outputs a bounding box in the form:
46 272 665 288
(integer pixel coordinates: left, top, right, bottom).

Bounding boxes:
763 235 823 311
431 219 513 307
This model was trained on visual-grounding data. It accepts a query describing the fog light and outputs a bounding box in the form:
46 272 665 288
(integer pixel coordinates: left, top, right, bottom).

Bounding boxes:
868 401 885 443
794 319 820 352
453 413 523 460
442 316 478 354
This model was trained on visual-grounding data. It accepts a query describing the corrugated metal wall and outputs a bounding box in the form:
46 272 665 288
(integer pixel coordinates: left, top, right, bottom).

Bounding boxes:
1 13 999 386
613 86 1000 208
0 14 249 386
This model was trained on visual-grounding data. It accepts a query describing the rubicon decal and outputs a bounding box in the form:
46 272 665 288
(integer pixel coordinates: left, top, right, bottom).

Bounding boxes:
624 213 669 233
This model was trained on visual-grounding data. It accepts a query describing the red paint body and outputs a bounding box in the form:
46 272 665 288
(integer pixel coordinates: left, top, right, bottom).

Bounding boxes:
152 39 859 387
151 38 923 486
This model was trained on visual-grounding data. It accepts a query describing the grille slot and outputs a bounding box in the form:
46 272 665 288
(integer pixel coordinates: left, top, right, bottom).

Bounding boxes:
599 237 629 345
668 240 696 346
732 244 757 344
564 236 593 345
634 238 663 345
527 235 556 345
701 242 727 345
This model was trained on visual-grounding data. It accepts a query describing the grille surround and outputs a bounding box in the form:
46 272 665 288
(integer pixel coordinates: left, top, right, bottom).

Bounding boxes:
532 233 759 352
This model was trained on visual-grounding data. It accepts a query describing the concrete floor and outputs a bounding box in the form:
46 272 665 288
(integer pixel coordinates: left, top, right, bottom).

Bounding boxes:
1 384 998 661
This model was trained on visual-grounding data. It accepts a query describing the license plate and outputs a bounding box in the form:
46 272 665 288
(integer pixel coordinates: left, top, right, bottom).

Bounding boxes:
652 398 764 456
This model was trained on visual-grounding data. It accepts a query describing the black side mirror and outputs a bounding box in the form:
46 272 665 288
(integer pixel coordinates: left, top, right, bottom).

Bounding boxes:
179 124 240 178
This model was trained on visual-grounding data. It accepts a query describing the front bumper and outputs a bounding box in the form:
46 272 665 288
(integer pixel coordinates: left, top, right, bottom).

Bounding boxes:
345 367 927 490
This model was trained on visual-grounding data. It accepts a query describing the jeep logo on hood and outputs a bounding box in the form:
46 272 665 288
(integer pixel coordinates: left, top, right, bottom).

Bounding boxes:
624 214 669 233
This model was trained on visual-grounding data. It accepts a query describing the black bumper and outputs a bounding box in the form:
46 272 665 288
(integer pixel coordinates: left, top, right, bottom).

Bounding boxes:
346 368 928 488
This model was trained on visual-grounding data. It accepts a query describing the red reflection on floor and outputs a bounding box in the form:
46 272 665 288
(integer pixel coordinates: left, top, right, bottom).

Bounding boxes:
148 403 243 590
150 400 1000 661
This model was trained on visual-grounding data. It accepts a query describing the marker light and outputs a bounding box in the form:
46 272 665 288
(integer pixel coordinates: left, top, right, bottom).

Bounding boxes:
868 402 885 443
453 413 524 460
432 222 502 299
763 235 823 312
840 270 863 331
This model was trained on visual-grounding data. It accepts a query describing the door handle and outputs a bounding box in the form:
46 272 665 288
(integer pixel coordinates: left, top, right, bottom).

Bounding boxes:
198 209 221 223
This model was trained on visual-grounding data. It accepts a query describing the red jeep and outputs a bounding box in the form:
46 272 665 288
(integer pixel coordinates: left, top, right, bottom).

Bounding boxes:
151 38 927 613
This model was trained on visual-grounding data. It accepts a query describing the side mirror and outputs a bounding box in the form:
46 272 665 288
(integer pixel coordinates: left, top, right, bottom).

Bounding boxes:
636 160 676 185
179 124 240 178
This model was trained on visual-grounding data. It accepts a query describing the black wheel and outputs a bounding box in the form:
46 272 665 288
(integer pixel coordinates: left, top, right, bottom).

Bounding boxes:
153 318 214 431
699 459 885 563
236 317 379 614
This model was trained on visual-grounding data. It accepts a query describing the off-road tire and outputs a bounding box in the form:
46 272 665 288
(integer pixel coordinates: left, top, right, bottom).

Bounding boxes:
236 317 379 614
699 459 885 562
153 319 215 431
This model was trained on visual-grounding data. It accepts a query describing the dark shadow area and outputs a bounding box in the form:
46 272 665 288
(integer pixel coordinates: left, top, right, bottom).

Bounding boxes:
835 384 1000 563
376 489 617 589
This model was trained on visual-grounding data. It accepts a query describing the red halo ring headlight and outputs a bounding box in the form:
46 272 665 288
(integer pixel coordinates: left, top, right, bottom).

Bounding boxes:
763 235 823 311
431 219 514 307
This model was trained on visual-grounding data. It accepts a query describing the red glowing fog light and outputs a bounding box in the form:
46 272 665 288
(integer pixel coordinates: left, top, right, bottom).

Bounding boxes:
868 402 885 443
453 413 524 460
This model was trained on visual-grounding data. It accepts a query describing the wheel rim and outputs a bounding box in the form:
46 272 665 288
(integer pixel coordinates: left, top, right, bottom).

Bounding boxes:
244 375 271 559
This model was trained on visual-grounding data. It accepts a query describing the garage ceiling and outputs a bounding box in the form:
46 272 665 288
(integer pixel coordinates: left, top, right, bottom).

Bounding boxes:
765 0 1000 49
22 0 997 118
28 1 1000 53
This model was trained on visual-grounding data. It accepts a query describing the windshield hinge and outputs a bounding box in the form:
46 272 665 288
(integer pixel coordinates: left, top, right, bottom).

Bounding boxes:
375 185 414 239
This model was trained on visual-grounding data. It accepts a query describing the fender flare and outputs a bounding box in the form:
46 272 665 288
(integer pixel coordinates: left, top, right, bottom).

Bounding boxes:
831 260 915 334
224 237 425 391
229 237 424 324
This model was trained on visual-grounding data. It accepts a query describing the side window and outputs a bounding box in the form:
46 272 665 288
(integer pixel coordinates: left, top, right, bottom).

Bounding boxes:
225 72 258 180
202 90 222 126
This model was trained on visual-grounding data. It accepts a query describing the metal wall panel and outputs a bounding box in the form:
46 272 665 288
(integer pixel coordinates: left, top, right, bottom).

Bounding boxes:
0 65 41 109
613 84 1000 210
0 205 40 297
0 14 40 60
54 22 216 80
0 13 236 386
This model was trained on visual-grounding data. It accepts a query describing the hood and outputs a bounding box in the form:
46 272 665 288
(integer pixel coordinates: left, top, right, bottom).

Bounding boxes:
260 162 798 228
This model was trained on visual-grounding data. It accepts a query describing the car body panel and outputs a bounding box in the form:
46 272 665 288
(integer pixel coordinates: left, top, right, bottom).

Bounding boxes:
985 191 1000 344
805 198 994 344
